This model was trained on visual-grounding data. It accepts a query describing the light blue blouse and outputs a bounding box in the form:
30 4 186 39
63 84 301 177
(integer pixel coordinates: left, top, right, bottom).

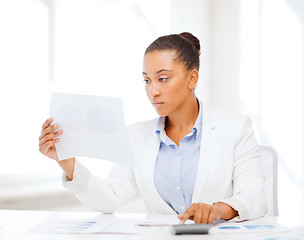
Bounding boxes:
154 99 202 214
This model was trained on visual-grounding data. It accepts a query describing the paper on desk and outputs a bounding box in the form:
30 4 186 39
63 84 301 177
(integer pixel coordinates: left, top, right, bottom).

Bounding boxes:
50 92 136 164
29 219 110 234
209 217 288 234
29 218 149 235
136 216 192 226
216 229 304 240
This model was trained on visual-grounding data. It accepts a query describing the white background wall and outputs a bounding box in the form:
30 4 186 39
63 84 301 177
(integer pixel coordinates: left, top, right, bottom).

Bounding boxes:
171 0 304 223
170 0 241 112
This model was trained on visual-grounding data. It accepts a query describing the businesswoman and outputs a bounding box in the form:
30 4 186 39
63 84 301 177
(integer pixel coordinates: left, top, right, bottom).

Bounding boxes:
39 32 267 224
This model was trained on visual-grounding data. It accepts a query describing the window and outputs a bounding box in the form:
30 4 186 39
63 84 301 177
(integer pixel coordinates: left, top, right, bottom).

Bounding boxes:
0 0 50 174
0 0 171 177
240 0 304 221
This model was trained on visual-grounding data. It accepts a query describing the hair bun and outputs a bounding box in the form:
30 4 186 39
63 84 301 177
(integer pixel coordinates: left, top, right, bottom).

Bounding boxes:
179 32 200 54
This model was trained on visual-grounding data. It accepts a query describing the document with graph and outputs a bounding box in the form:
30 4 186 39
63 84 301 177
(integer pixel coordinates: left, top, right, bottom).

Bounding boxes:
50 92 135 165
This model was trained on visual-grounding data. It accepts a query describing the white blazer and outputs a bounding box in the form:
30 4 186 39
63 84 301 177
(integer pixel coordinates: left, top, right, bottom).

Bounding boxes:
64 103 267 220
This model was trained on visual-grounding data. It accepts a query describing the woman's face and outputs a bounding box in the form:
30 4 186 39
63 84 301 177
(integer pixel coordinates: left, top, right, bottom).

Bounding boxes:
143 50 194 117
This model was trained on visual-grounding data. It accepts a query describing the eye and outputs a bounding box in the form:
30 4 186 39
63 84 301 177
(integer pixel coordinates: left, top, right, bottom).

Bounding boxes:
143 79 150 84
159 78 168 82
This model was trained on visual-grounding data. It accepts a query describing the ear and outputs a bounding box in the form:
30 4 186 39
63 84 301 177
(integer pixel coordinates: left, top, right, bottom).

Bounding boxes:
188 69 199 90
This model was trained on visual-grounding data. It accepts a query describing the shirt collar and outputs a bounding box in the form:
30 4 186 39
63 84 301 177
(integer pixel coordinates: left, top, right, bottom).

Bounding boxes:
192 98 203 139
155 99 203 142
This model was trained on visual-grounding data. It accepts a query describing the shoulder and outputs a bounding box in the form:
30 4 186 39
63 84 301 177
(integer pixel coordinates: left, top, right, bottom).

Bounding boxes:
203 104 253 136
214 110 251 127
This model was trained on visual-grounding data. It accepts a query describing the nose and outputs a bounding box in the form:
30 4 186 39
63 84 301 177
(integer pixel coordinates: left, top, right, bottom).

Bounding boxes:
148 81 161 98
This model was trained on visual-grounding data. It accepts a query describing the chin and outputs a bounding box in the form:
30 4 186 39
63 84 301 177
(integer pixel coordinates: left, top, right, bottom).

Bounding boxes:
154 109 168 117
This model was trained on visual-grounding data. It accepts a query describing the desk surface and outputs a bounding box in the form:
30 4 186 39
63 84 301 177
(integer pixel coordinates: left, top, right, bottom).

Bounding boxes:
0 210 303 240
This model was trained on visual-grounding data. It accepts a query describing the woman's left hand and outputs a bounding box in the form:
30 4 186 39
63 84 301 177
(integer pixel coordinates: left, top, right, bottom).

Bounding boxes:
178 203 221 224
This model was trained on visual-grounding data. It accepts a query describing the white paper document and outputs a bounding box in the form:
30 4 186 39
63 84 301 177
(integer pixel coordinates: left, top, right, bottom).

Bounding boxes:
50 92 135 164
29 218 149 235
209 217 288 234
29 219 110 234
136 216 191 226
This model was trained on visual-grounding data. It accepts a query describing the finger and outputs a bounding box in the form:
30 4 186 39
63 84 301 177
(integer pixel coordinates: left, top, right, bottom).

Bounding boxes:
42 117 53 130
179 219 187 225
39 130 63 147
193 208 203 224
40 124 60 141
179 207 195 225
39 138 60 154
201 207 211 224
39 129 62 146
178 215 194 225
208 209 218 224
178 214 187 225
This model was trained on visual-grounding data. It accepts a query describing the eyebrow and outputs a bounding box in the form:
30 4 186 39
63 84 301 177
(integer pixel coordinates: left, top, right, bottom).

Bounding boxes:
142 69 173 75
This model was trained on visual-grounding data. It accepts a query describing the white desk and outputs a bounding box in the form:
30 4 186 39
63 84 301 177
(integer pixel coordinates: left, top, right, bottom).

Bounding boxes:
0 210 303 240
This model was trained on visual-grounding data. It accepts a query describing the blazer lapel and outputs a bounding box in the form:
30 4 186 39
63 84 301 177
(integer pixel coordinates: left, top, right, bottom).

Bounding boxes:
145 134 177 214
192 104 218 203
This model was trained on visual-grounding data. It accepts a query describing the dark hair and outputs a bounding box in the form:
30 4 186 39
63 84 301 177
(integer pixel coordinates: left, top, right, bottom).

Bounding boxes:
145 32 201 71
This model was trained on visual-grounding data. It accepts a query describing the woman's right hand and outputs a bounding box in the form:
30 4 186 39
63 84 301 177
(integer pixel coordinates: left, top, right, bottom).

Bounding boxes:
39 117 62 161
39 118 75 180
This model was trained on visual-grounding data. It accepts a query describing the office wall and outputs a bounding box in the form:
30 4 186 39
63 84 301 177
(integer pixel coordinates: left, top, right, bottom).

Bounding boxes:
171 0 241 112
170 0 211 106
171 0 304 223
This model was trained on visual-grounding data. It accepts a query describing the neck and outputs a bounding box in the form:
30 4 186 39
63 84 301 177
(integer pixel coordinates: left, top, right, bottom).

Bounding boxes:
166 94 199 132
